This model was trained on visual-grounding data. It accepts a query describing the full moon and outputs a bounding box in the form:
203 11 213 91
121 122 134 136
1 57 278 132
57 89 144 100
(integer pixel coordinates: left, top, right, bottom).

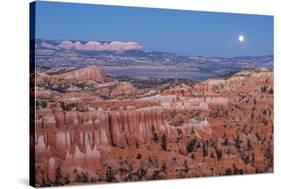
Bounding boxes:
238 35 245 42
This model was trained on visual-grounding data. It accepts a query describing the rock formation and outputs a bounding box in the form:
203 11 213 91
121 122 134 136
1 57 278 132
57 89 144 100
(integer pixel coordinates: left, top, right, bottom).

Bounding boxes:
52 66 106 82
33 67 273 186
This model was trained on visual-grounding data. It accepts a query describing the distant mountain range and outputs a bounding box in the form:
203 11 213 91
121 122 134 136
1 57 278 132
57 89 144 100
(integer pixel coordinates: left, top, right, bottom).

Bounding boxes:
34 39 273 81
35 39 143 51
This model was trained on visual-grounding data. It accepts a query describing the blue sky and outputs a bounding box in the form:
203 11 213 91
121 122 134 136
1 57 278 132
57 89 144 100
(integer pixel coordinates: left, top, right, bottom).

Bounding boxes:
34 1 273 57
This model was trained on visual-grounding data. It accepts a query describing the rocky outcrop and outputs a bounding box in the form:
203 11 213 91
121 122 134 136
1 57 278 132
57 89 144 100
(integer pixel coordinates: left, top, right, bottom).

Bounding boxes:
111 82 136 97
225 70 273 93
52 66 106 82
162 84 193 97
192 69 273 96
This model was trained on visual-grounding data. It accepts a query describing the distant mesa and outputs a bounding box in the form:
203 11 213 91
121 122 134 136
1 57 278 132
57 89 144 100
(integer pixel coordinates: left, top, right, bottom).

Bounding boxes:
37 39 144 52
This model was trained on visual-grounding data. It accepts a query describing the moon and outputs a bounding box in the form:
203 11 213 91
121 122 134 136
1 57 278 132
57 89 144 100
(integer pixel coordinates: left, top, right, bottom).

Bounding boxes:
238 35 245 42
